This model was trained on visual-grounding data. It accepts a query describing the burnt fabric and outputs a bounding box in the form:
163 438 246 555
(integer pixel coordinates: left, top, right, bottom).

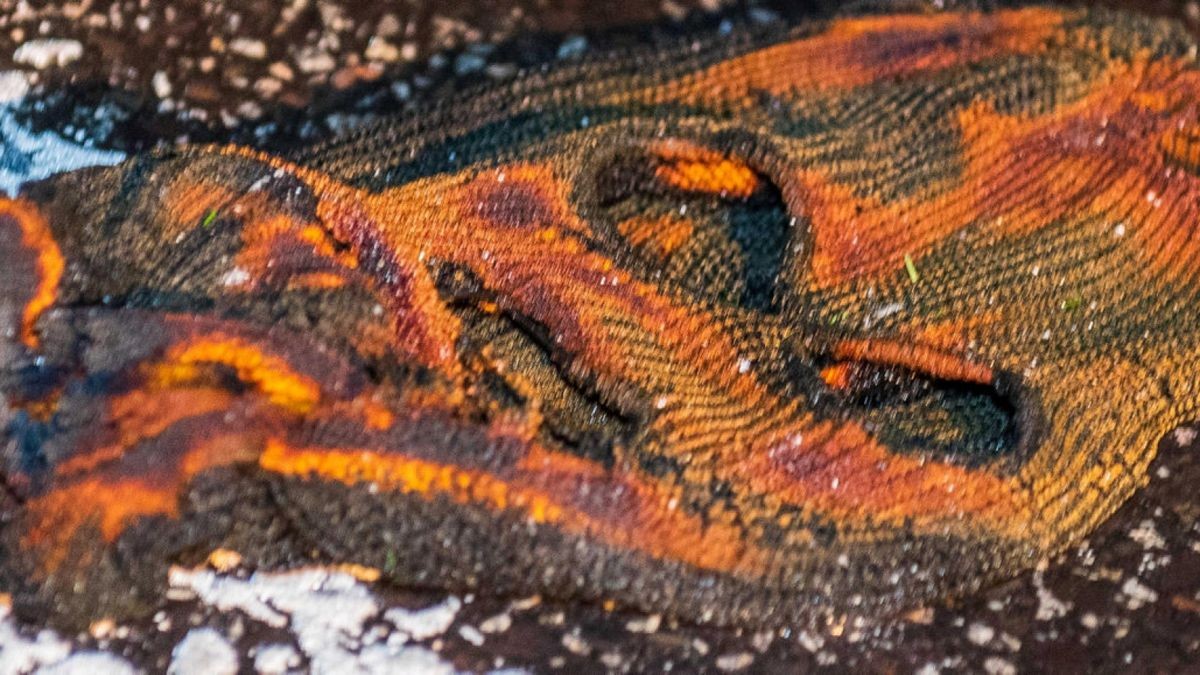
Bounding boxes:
1 5 1198 629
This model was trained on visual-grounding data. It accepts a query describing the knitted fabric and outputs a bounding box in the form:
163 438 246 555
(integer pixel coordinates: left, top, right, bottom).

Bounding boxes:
1 5 1198 628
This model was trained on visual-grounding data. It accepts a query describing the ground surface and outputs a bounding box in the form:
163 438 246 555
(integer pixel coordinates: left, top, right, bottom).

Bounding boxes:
0 1 1199 673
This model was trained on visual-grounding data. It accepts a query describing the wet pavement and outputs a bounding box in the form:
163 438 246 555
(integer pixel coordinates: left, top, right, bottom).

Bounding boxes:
0 1 1199 672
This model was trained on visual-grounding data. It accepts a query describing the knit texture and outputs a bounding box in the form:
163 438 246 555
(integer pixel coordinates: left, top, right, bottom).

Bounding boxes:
1 4 1198 628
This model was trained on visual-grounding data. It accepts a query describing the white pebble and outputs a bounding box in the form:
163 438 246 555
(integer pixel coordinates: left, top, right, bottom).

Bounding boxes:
13 39 83 69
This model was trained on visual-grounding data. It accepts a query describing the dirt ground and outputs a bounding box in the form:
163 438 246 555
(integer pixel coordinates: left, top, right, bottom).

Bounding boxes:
0 1 1198 672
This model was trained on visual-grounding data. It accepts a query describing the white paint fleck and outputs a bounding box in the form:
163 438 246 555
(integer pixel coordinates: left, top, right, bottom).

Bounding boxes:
0 605 71 675
0 604 137 675
168 628 238 675
384 596 462 641
1121 577 1159 609
371 647 454 675
252 643 301 675
1033 569 1070 621
35 652 138 675
0 71 30 103
1113 223 1127 238
170 566 458 674
1129 519 1166 550
0 88 126 195
13 39 83 69
737 357 752 374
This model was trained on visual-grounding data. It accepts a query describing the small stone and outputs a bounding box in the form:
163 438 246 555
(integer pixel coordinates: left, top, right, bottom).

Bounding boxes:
509 595 541 611
268 61 294 81
557 35 588 60
749 7 782 24
599 652 623 669
457 624 484 647
236 101 262 120
716 652 755 671
229 38 268 60
205 549 242 572
1121 577 1159 609
561 632 591 656
967 622 995 646
661 0 689 21
331 63 383 90
377 14 402 37
89 618 116 639
253 78 283 97
13 39 83 69
1174 427 1198 446
296 48 336 74
365 37 400 63
479 613 512 634
1129 519 1166 550
798 631 823 653
485 63 517 79
152 71 172 98
984 657 1017 675
904 607 935 624
999 633 1022 652
454 53 486 76
626 614 661 633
